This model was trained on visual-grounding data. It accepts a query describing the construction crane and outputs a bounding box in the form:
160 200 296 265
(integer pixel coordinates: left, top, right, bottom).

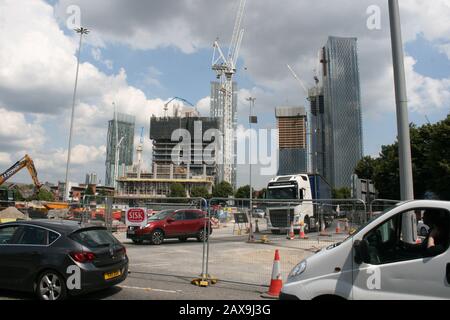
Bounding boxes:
0 155 42 192
163 97 195 118
211 0 246 185
136 127 144 179
286 64 316 174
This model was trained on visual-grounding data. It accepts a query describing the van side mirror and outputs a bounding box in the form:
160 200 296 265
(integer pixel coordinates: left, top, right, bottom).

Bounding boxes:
354 240 370 264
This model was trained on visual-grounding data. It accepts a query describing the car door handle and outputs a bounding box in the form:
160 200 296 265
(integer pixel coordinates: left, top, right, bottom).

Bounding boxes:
447 263 450 284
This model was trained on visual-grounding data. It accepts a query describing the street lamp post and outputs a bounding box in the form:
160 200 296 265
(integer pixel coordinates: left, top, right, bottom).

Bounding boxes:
388 0 414 201
246 97 257 242
64 27 89 201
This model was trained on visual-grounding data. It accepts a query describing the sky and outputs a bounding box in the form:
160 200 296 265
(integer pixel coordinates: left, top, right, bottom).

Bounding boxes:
0 0 449 189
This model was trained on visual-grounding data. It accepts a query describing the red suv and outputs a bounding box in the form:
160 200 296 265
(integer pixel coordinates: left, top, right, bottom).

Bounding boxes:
126 209 212 245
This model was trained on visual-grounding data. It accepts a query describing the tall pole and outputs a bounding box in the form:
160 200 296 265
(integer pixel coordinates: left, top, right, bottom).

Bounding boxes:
64 27 89 201
388 0 414 200
247 97 256 242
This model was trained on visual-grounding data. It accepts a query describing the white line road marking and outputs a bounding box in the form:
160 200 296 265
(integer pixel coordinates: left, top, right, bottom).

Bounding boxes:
118 285 180 294
129 263 171 267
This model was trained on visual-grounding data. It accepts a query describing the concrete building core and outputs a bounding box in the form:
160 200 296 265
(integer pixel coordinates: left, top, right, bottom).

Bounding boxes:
275 106 308 175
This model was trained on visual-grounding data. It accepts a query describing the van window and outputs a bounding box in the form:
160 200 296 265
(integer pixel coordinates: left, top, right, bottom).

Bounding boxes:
362 208 450 265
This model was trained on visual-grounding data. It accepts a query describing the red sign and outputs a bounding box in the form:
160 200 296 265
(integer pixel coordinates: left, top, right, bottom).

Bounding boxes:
126 208 146 223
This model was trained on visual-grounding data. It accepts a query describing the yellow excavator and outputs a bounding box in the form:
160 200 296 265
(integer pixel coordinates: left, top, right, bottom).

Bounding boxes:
0 154 42 191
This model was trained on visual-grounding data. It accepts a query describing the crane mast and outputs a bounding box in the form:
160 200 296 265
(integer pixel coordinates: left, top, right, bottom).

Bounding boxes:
211 0 246 186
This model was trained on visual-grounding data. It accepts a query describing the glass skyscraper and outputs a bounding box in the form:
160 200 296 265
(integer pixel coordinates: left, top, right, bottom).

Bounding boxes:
105 113 135 187
322 36 363 188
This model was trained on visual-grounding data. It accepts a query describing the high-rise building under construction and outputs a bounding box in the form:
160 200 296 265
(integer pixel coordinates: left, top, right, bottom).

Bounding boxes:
105 113 135 187
275 106 308 175
210 81 238 188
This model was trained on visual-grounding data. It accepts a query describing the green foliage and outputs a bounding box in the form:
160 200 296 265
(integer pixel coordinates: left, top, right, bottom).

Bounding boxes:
332 187 351 199
212 181 234 198
190 186 210 199
169 183 186 198
36 188 55 202
84 186 95 196
354 114 450 200
234 185 250 199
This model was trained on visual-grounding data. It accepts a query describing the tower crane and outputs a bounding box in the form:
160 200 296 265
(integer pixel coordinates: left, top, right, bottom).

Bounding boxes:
211 0 246 186
0 155 42 192
163 97 195 118
286 64 317 174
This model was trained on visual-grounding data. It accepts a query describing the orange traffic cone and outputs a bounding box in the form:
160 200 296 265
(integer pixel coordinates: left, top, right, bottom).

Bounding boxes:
299 222 308 239
287 222 295 240
261 250 283 299
335 220 342 234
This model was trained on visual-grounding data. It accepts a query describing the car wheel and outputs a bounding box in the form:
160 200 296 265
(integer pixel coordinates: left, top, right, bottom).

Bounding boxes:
132 239 143 245
178 237 188 242
151 229 164 245
36 271 67 301
420 227 428 237
197 229 208 242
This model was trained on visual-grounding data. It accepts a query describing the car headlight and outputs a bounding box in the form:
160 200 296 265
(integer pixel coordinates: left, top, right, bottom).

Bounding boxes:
289 260 307 278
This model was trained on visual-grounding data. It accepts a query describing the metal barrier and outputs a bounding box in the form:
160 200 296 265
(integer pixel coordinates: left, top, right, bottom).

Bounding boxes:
198 197 367 286
368 199 401 219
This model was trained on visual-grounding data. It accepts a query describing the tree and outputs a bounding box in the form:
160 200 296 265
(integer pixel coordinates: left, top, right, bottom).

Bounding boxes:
354 156 377 180
190 186 210 199
212 181 234 198
84 186 95 196
170 183 186 198
234 185 250 199
36 189 55 202
332 187 351 199
353 114 450 200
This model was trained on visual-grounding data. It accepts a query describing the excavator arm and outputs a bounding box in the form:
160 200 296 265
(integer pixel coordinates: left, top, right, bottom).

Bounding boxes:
0 155 42 191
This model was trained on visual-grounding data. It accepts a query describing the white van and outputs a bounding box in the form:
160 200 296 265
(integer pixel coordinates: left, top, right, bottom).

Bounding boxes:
281 200 450 300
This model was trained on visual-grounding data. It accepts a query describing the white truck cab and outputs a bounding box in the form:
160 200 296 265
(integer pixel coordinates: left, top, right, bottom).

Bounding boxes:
265 174 314 233
281 200 450 300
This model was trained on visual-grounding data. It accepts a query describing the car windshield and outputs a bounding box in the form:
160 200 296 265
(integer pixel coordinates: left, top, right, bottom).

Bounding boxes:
267 187 297 200
148 210 175 221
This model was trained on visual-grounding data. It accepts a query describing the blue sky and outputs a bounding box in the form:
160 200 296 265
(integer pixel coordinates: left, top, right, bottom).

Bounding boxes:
1 0 449 189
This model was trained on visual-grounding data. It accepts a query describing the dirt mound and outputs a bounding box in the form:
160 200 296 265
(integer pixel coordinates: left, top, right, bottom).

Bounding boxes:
0 207 27 220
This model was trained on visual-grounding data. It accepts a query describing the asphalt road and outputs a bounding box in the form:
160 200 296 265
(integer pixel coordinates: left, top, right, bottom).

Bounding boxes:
0 220 347 300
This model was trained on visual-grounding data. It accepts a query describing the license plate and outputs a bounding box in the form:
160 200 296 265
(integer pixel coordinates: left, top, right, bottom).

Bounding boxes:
127 230 135 235
104 270 121 280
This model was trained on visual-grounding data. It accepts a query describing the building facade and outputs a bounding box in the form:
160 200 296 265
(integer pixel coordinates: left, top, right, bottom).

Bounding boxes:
275 106 308 175
115 115 222 198
105 113 136 187
322 36 363 188
308 86 326 177
210 81 238 188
